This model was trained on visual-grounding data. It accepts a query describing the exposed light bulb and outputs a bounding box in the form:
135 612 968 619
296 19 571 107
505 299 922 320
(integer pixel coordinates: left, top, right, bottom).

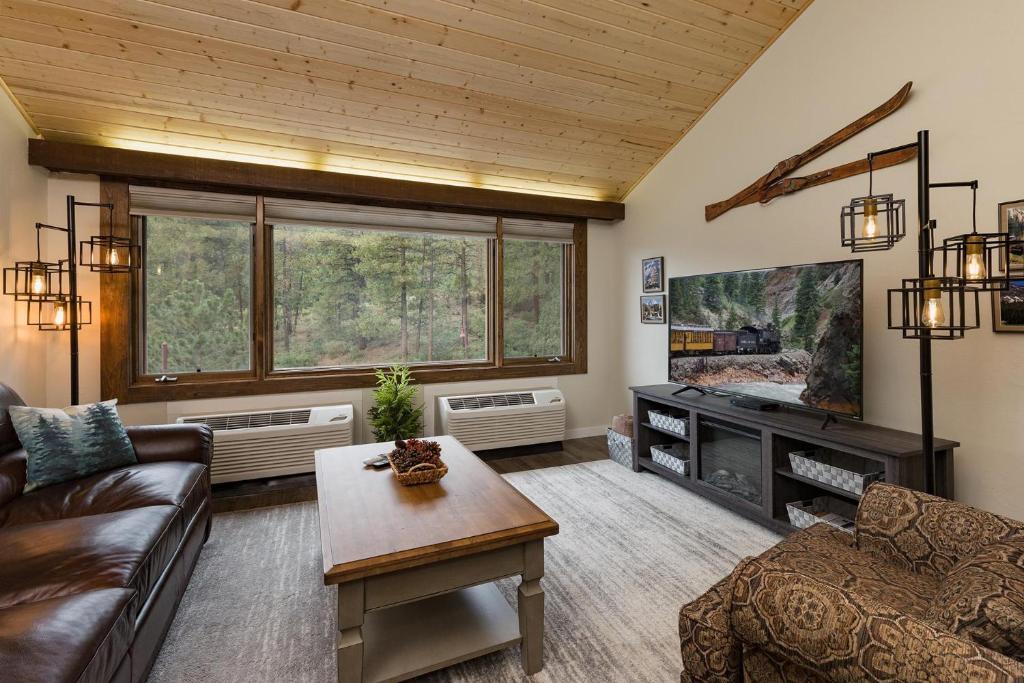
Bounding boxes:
861 197 879 239
53 302 66 328
31 274 44 294
109 249 119 266
922 299 945 327
965 236 986 281
863 213 879 239
921 280 946 328
965 254 986 280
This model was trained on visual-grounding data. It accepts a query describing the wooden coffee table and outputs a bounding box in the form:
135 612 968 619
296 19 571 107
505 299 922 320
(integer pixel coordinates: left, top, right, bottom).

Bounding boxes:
315 436 559 683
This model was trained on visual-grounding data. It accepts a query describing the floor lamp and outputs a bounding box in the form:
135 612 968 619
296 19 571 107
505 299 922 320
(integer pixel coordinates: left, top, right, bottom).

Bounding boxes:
2 195 139 405
841 130 1017 494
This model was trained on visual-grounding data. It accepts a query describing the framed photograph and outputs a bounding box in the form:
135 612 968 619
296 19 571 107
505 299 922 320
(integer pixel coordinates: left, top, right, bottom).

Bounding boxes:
998 199 1024 272
642 256 664 293
992 278 1024 332
641 295 666 324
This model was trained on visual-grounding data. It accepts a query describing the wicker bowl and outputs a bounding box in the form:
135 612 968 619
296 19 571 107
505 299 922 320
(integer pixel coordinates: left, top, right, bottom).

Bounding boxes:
388 455 449 486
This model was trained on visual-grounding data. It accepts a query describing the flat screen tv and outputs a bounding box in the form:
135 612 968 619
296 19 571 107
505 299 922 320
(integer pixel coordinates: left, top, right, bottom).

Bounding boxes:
668 259 864 419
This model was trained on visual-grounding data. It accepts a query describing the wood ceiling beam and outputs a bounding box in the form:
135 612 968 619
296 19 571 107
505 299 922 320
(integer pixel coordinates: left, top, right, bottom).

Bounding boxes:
28 140 626 221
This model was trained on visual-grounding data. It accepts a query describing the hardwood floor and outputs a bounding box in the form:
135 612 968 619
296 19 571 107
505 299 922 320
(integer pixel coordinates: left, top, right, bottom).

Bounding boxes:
212 435 608 513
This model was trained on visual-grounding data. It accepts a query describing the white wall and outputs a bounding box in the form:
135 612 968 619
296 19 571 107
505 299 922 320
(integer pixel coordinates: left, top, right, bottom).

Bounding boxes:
0 89 48 405
618 0 1024 517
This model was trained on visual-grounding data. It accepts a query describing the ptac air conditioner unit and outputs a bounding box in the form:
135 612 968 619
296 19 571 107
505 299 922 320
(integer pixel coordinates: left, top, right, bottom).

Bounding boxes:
437 389 565 451
176 405 354 483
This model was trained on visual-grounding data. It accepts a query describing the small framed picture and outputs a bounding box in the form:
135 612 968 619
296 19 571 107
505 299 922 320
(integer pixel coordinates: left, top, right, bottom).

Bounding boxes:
642 256 664 293
992 279 1024 332
998 199 1024 272
641 295 666 324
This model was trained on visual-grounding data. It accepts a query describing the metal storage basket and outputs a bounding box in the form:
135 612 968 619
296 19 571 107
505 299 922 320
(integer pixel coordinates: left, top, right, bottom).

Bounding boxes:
648 410 688 436
786 496 857 534
606 428 633 468
650 442 689 476
789 450 884 495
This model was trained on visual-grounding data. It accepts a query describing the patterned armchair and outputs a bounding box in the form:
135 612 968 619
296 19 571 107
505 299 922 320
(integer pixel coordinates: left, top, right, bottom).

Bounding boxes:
679 483 1024 682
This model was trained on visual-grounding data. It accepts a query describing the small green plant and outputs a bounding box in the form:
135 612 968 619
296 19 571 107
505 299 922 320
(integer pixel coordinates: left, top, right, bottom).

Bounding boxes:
368 365 424 442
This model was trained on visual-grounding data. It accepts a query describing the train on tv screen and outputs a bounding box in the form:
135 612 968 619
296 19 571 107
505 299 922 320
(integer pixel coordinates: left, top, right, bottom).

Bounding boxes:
667 260 864 419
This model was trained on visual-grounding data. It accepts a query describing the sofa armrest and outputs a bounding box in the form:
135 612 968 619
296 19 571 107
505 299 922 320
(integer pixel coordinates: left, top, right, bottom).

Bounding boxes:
729 556 1024 682
856 483 1024 577
679 575 742 683
126 424 213 468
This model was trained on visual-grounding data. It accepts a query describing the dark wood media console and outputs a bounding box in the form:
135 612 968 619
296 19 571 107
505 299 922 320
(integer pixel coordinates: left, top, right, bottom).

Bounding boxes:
631 384 958 535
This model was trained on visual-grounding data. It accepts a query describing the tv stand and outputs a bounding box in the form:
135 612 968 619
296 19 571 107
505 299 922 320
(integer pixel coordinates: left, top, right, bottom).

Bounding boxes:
671 385 706 396
729 396 779 411
631 384 958 534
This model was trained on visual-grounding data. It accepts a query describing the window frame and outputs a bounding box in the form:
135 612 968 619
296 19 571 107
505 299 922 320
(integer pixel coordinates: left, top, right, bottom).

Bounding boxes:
101 183 587 403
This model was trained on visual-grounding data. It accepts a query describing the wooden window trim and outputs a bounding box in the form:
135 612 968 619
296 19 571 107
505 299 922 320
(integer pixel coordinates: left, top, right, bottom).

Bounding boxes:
100 181 587 403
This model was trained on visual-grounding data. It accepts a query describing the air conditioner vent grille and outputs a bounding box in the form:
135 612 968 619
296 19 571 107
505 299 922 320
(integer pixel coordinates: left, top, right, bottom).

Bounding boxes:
446 393 536 411
182 409 312 431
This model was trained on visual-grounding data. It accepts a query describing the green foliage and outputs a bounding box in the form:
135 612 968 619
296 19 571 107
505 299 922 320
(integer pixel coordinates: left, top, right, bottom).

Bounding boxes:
368 365 424 442
793 268 821 351
503 240 564 358
144 217 563 372
843 343 862 390
771 304 782 330
144 216 251 373
702 275 723 311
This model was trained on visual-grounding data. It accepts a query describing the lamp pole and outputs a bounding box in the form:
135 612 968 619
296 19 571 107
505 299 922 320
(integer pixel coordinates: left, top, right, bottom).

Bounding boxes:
67 194 80 406
915 130 936 493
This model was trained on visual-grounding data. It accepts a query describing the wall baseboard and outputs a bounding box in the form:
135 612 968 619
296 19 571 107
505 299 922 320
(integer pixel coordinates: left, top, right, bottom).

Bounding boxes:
566 425 608 440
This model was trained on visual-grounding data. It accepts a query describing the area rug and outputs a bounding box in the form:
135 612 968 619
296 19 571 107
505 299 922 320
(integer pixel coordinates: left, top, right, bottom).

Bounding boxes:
149 460 780 682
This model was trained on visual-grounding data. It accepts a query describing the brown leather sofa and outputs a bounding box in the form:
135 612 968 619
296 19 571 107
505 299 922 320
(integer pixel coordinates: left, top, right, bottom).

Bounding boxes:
0 384 213 683
679 483 1024 682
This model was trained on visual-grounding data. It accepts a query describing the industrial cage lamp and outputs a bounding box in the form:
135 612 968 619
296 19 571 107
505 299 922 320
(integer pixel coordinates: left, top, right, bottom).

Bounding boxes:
79 204 140 273
26 295 92 331
2 227 67 301
936 181 1018 292
840 153 907 252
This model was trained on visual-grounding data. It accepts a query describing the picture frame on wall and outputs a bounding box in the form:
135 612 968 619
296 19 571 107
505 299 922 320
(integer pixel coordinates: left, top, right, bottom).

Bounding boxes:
642 256 664 293
998 199 1024 272
641 295 666 324
992 278 1024 332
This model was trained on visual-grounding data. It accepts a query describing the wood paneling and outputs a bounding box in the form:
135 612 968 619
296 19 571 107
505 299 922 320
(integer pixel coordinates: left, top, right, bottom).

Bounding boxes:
1 0 810 200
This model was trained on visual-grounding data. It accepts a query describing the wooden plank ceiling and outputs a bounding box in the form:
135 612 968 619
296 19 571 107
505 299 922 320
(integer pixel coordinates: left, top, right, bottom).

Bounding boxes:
0 0 810 201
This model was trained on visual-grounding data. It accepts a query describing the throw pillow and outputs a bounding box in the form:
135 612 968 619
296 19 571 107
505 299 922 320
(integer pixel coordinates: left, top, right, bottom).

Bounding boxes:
926 539 1024 661
9 399 137 493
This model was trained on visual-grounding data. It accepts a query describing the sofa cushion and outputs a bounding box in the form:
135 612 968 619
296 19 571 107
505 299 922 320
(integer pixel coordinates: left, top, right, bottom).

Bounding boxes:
10 400 138 493
760 522 940 619
0 461 207 529
0 588 136 683
926 539 1024 662
0 506 183 612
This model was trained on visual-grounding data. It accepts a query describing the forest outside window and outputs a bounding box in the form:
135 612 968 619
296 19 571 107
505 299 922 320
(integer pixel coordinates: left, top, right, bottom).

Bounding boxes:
142 215 253 375
116 186 585 400
272 226 489 369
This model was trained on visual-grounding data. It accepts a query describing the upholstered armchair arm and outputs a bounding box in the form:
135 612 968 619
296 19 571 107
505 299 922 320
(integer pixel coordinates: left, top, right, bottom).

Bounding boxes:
728 556 1024 682
679 576 742 683
855 483 1024 578
126 424 213 467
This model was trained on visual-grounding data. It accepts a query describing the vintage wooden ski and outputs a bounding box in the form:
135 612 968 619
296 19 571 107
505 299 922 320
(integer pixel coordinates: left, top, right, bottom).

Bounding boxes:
705 81 913 221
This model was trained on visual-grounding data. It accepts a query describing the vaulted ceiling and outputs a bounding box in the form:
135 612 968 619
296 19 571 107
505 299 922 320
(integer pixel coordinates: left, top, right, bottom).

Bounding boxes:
0 0 809 201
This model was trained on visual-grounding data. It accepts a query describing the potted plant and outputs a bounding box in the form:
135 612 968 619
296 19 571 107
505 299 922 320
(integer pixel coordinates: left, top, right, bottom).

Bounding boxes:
368 364 424 442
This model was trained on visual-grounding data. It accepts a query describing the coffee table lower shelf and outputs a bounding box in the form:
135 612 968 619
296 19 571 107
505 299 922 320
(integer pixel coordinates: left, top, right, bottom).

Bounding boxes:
362 583 520 683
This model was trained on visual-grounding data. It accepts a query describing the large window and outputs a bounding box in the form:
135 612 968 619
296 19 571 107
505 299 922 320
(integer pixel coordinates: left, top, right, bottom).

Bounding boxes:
272 226 488 369
142 215 252 374
503 240 565 359
112 186 585 401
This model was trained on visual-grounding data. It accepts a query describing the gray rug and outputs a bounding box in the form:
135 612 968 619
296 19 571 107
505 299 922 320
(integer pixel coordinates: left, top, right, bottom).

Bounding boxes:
150 460 780 682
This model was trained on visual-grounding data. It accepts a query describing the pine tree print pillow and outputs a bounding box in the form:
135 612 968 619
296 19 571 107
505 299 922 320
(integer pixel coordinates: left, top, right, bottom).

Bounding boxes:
9 399 137 492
